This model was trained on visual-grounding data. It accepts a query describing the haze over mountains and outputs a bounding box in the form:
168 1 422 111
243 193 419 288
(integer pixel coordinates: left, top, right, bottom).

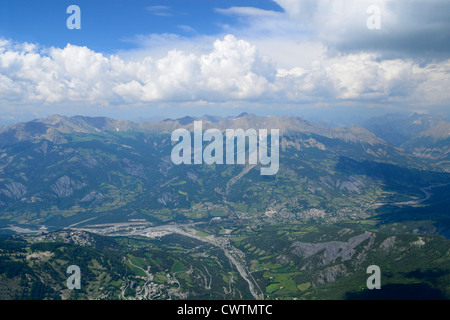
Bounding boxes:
362 113 450 171
2 112 448 149
0 112 448 234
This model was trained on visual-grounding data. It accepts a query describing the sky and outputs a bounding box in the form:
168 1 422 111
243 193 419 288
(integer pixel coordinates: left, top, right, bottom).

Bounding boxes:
0 0 449 124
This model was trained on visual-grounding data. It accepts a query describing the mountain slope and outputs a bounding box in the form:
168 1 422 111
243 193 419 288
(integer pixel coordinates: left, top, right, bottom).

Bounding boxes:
362 113 450 172
401 122 450 171
362 113 445 146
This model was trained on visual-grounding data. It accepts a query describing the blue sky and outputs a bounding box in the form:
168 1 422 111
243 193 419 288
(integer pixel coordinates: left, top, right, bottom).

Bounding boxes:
0 1 283 53
0 0 449 124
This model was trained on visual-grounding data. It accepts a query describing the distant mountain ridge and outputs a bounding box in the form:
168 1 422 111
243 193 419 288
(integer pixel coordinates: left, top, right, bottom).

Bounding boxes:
0 113 386 146
362 113 450 171
362 113 446 146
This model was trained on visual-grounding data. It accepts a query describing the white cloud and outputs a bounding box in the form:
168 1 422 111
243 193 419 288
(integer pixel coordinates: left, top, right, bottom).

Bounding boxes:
215 7 282 18
217 0 450 60
0 34 449 111
0 36 275 106
146 6 172 17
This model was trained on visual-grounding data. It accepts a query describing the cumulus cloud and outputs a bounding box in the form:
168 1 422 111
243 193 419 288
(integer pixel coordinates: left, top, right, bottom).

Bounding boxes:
0 33 449 110
0 36 275 105
218 0 450 60
0 0 449 121
304 0 450 59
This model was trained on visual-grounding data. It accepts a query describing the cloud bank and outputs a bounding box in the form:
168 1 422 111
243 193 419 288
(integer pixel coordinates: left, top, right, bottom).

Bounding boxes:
225 0 450 60
1 35 449 110
0 0 450 117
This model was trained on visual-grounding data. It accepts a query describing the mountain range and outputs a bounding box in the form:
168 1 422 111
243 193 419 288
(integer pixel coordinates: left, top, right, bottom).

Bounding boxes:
0 112 448 236
0 112 449 300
